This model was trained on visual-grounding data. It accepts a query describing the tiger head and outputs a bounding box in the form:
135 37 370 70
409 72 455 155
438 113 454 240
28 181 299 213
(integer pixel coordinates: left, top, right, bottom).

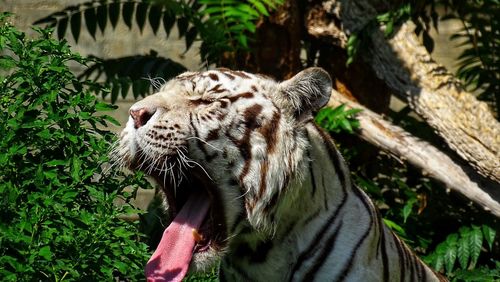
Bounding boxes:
116 68 332 280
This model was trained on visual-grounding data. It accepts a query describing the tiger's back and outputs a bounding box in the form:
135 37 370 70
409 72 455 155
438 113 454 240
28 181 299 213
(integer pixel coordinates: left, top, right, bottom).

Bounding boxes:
117 67 446 281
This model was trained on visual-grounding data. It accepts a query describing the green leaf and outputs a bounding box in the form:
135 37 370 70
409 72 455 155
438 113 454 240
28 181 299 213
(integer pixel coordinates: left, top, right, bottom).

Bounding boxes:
0 56 16 69
481 225 496 251
382 218 406 236
457 227 471 269
385 20 394 36
46 159 68 167
444 234 458 274
38 246 52 260
339 119 353 133
71 157 82 182
103 115 120 126
346 34 359 66
249 0 269 16
43 170 58 180
469 225 483 269
402 198 416 223
95 101 116 111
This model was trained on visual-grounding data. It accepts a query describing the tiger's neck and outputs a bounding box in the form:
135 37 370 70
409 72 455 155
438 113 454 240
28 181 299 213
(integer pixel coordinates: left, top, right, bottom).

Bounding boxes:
220 123 440 281
220 123 362 280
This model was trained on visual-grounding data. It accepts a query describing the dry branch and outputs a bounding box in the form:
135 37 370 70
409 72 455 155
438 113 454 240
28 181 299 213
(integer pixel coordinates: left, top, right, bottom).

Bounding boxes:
328 90 500 217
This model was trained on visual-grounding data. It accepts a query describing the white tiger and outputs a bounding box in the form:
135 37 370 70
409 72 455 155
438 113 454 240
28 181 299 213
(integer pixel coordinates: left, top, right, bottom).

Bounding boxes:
116 68 446 281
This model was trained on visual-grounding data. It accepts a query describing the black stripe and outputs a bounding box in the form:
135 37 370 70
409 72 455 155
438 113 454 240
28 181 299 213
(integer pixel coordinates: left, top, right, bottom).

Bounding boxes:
402 243 412 282
377 212 389 282
408 249 416 282
288 203 347 279
314 123 347 187
277 207 322 245
219 268 228 282
394 235 406 281
307 149 317 197
303 221 344 281
290 159 347 280
417 256 427 282
321 174 328 210
229 208 247 234
192 116 217 163
336 187 374 281
221 259 254 282
289 128 348 280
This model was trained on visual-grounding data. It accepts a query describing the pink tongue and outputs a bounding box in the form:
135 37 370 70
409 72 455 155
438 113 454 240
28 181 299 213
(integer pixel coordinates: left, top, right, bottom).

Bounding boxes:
145 191 210 282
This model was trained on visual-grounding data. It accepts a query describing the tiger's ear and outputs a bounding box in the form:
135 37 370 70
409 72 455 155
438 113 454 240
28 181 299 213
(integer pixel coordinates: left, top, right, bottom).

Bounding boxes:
278 67 332 119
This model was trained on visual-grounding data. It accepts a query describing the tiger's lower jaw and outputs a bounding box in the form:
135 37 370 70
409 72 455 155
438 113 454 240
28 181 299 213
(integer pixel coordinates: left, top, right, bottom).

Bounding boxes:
138 159 227 281
189 248 223 273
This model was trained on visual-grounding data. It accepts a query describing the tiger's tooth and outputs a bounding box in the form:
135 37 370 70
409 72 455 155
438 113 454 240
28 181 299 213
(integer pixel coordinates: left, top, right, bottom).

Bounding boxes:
192 228 204 242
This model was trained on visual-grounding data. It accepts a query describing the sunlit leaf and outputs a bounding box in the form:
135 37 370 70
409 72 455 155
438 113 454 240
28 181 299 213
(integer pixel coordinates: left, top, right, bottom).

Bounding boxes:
457 227 470 269
469 225 483 269
481 225 496 252
444 234 458 274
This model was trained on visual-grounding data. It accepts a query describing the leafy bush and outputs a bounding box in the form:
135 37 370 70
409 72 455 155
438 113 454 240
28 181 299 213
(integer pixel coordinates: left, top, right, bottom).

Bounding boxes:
0 13 150 281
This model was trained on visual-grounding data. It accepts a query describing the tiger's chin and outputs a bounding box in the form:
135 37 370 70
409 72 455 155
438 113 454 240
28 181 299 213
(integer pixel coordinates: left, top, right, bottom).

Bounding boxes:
189 247 223 273
128 154 227 280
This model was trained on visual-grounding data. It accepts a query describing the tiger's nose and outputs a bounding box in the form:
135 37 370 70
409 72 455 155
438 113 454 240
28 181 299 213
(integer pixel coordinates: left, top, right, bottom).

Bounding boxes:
129 107 156 129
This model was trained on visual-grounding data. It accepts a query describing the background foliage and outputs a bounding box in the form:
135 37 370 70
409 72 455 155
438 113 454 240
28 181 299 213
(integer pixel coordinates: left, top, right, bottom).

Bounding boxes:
34 0 283 102
0 14 151 280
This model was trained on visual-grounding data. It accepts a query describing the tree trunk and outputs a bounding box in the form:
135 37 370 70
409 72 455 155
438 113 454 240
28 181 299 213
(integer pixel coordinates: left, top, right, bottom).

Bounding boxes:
308 0 500 183
328 90 500 217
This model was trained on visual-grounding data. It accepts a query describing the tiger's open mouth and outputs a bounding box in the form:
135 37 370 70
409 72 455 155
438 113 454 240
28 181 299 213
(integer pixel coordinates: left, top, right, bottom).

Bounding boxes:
131 155 226 281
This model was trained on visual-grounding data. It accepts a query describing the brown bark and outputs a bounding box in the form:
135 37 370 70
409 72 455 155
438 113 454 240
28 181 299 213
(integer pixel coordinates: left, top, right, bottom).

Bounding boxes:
308 0 500 183
221 0 302 80
328 90 500 217
318 44 391 113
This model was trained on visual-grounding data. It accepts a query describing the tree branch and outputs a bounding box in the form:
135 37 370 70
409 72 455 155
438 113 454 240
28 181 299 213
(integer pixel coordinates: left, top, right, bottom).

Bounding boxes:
328 90 500 217
308 0 500 183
